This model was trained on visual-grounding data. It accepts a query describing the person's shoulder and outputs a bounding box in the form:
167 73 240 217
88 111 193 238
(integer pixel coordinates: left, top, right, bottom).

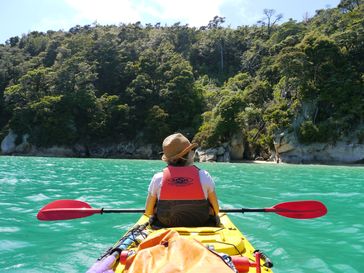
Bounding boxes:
152 172 163 180
198 169 213 180
198 168 211 175
198 169 215 191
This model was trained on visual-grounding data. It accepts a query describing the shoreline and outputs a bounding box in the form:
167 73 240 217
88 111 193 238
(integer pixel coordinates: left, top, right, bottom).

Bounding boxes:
1 154 364 167
233 159 364 167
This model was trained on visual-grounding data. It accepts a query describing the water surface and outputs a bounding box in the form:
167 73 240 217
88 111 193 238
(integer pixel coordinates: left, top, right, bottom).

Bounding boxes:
0 156 363 272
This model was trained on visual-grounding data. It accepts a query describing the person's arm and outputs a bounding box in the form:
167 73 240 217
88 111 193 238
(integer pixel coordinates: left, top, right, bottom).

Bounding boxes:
145 173 161 216
200 169 220 215
208 190 220 215
145 193 157 216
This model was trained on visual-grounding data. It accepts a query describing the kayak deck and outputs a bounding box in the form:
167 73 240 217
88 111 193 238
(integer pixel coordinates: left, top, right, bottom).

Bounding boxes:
112 213 273 273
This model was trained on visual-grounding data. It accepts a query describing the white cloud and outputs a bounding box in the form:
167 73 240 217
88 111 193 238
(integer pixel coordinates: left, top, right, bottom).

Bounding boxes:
145 0 225 26
219 0 258 26
64 0 141 24
63 0 227 27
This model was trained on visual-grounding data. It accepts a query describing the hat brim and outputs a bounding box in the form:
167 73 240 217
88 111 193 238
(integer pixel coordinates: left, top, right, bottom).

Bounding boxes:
161 143 198 162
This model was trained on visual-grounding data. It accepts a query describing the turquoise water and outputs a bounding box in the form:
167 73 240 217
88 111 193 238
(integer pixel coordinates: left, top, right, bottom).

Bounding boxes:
0 156 363 273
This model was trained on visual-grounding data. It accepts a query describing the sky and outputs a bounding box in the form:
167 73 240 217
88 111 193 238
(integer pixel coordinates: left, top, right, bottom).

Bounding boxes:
0 0 341 44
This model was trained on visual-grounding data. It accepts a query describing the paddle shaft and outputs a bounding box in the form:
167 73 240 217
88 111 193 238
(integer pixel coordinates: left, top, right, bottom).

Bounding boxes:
101 208 270 213
102 209 145 213
221 208 268 213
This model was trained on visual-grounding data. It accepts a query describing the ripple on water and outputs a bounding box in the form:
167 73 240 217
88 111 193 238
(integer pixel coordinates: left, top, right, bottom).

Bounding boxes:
352 243 364 253
272 247 286 256
0 240 31 254
280 192 360 198
0 227 20 233
8 206 25 212
333 226 360 234
0 202 14 206
303 257 331 272
109 198 135 204
332 264 360 273
25 193 50 202
0 177 18 184
43 222 75 232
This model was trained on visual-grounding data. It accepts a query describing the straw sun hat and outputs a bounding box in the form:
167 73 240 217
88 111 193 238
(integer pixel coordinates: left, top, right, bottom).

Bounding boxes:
161 133 198 162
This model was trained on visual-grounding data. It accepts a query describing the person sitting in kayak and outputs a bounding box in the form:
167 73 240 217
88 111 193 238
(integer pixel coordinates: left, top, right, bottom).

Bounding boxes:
144 133 220 227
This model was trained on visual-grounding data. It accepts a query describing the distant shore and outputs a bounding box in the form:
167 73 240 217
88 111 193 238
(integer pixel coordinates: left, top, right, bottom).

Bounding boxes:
234 159 364 167
2 154 364 167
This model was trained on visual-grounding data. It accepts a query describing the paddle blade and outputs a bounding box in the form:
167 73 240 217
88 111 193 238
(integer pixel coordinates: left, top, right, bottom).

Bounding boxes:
271 200 327 219
37 200 101 221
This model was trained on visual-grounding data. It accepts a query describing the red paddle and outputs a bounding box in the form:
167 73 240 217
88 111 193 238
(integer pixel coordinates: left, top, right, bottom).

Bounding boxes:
37 200 327 221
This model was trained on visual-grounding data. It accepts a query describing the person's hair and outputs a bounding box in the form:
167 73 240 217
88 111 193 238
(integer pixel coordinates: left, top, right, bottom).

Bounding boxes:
168 156 188 166
167 151 191 166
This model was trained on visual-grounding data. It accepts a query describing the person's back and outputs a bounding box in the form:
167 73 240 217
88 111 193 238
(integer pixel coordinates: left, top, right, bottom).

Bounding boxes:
144 133 220 227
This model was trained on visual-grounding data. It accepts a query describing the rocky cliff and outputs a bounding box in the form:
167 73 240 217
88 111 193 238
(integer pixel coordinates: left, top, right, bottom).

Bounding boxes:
1 130 363 164
273 132 364 164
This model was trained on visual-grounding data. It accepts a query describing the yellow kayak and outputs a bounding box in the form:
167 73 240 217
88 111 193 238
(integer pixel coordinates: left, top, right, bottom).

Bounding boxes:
109 213 274 273
37 199 326 272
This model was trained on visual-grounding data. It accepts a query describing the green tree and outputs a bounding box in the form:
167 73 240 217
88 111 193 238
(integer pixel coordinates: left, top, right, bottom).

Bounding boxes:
257 9 283 38
4 67 53 110
144 105 170 143
1 2 363 159
95 94 130 140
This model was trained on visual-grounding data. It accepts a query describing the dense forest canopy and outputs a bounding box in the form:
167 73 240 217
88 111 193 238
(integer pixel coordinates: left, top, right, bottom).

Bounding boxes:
0 0 363 159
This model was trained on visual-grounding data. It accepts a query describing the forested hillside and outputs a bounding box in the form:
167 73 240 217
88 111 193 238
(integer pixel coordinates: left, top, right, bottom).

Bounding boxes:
0 0 363 159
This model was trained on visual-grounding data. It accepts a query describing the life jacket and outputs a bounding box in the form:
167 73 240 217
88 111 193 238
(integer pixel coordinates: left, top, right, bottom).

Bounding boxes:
156 166 210 227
